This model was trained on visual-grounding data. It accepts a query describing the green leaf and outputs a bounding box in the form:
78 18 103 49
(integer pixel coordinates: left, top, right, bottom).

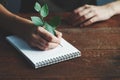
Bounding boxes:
40 4 49 17
44 22 55 35
34 2 41 12
48 16 61 29
31 16 43 26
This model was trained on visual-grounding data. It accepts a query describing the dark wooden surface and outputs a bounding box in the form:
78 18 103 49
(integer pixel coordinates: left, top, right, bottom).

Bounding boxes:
0 13 120 80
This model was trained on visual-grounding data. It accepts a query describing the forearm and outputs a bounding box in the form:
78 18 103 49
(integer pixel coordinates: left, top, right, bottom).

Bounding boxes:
0 4 62 50
0 4 35 37
106 1 120 15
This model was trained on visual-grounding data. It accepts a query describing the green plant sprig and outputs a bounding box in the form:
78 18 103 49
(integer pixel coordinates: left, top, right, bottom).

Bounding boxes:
31 2 61 35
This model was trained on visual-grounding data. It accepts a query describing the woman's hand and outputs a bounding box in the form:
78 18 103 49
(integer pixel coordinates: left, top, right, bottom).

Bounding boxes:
71 4 115 26
23 26 62 50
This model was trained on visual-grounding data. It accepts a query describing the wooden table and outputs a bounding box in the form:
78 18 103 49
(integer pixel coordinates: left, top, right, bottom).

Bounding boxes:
0 13 120 80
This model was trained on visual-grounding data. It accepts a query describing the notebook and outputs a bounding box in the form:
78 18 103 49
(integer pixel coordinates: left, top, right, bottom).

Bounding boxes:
6 35 81 69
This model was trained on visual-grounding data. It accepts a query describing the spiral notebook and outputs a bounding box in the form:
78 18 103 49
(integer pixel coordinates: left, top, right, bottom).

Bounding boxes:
6 35 81 69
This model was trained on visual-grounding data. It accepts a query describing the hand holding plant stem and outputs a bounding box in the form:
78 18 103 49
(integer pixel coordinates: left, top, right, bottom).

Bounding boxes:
31 2 61 36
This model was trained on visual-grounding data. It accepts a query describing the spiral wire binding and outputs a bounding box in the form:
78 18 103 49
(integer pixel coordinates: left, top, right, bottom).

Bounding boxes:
35 52 80 68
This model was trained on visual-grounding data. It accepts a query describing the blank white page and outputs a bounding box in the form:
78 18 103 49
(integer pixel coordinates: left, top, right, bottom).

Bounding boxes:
6 35 81 68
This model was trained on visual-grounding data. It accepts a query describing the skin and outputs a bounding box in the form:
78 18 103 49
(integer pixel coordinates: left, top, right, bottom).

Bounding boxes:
0 4 62 50
71 1 120 26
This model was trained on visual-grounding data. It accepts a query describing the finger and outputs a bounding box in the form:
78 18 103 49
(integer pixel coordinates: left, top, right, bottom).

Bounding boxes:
29 33 60 50
72 9 91 26
37 27 60 43
44 42 59 50
72 15 89 26
83 11 95 20
79 11 95 23
74 4 90 13
32 42 59 50
55 30 62 39
83 16 99 26
78 8 91 17
29 35 50 50
29 39 45 50
74 10 96 26
66 13 81 27
31 34 48 46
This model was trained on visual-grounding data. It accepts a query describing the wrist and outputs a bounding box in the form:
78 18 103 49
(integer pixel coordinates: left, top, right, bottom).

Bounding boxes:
103 3 116 17
107 1 120 15
12 15 36 39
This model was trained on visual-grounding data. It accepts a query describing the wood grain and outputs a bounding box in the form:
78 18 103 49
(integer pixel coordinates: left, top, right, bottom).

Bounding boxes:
0 13 120 80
